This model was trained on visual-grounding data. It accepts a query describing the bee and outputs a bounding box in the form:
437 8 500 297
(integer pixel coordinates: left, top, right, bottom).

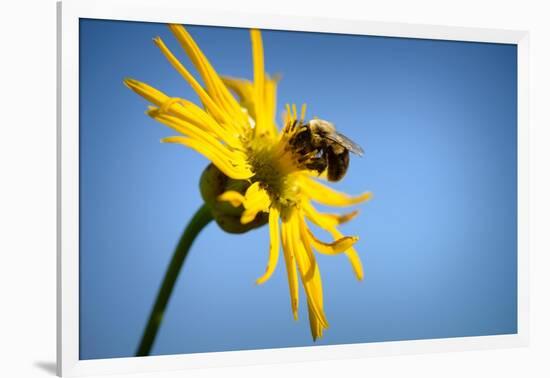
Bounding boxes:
289 119 364 182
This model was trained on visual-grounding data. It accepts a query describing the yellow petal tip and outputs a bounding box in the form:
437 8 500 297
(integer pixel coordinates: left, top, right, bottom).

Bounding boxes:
217 191 245 208
123 77 138 89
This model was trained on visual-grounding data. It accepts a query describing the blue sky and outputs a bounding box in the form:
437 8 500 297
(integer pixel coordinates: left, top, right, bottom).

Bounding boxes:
79 19 517 359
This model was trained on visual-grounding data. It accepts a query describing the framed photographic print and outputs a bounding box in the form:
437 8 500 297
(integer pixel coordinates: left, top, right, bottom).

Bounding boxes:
57 0 529 376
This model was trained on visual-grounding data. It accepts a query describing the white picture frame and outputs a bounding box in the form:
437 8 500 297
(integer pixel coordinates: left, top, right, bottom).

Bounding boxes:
57 0 530 376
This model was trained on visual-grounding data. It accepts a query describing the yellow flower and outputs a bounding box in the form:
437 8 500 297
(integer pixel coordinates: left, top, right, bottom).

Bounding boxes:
125 25 372 340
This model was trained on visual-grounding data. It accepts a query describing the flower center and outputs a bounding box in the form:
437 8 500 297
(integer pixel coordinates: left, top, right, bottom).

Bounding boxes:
245 105 326 210
247 133 301 209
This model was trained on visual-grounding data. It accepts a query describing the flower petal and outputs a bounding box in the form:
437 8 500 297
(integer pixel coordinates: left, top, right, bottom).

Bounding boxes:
297 216 317 281
306 228 359 255
251 29 265 132
157 97 244 149
243 182 263 203
221 76 255 118
161 136 253 180
330 228 364 281
302 203 364 281
124 78 169 105
281 218 299 320
217 191 246 207
263 75 279 136
149 110 247 163
153 36 233 130
307 299 325 340
240 183 271 224
288 211 329 329
256 208 280 285
301 200 359 229
299 177 373 207
168 25 249 131
124 79 244 149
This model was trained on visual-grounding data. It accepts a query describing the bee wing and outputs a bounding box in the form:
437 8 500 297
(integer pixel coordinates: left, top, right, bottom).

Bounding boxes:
326 132 364 156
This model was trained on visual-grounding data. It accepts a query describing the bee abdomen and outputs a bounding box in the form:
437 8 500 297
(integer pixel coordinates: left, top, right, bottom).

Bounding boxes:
327 147 349 182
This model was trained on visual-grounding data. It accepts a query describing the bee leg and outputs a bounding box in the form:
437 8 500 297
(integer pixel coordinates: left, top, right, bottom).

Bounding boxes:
305 157 327 175
297 150 315 163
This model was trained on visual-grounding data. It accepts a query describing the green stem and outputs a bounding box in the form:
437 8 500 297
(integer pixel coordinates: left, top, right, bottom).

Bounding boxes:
136 203 213 357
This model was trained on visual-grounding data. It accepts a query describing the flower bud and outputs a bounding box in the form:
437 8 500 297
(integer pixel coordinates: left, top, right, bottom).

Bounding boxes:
199 164 268 233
